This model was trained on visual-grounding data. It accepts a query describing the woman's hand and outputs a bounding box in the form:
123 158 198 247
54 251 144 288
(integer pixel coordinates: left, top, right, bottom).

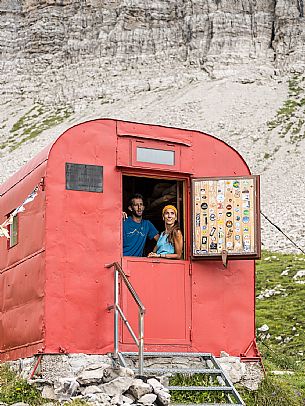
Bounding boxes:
148 252 159 258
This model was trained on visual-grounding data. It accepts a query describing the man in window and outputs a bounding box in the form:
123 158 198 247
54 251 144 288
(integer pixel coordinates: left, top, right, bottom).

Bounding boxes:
123 194 159 256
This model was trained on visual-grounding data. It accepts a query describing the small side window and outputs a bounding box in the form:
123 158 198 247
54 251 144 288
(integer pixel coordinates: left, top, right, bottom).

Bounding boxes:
8 215 18 248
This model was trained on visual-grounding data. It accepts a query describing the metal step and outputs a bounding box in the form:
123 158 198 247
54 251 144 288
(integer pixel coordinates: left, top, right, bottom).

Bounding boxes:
116 351 245 405
137 368 222 375
172 404 239 406
121 351 213 357
168 386 233 392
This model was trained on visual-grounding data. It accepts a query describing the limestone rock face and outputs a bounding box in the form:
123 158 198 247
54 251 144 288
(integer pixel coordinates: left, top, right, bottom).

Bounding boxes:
0 0 304 103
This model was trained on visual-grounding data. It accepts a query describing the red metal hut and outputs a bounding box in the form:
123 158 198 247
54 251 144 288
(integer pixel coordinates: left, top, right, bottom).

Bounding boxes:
0 119 260 362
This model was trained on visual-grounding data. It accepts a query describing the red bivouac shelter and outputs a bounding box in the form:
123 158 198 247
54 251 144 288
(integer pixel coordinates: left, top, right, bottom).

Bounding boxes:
0 119 261 362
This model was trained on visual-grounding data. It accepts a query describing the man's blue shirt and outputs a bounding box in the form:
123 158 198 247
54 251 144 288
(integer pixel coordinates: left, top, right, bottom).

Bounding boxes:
123 217 158 256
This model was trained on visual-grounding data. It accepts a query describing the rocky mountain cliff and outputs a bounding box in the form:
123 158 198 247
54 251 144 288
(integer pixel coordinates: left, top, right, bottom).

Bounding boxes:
0 0 304 252
1 0 305 103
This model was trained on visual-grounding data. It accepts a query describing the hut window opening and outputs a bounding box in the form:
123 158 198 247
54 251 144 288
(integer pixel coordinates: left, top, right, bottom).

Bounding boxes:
123 175 185 258
136 147 175 166
7 214 18 248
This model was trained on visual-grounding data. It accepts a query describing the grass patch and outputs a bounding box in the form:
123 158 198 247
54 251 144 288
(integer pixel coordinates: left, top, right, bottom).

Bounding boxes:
237 376 305 406
169 373 233 404
267 75 305 145
0 364 43 405
0 104 73 152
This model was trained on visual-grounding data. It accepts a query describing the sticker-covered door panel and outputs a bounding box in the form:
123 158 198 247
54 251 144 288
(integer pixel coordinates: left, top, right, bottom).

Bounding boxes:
192 176 260 258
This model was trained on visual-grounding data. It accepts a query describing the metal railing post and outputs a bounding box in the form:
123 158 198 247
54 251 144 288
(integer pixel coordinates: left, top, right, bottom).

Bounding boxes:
106 262 145 376
139 309 144 375
114 267 119 361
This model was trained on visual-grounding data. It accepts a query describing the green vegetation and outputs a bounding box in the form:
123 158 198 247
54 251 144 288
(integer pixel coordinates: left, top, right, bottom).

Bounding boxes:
170 373 229 404
267 75 305 145
0 364 43 405
0 104 73 151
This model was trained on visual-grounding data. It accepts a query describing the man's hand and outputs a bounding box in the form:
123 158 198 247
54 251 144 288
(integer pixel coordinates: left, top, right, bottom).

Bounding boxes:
122 211 128 220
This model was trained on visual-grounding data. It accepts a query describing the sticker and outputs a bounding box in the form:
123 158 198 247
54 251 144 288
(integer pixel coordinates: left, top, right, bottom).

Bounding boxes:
243 209 250 216
202 236 207 244
226 212 232 217
227 229 233 237
236 216 241 221
226 241 233 248
217 194 225 202
235 222 240 227
210 227 216 236
242 190 250 200
233 181 240 188
201 202 208 210
242 216 249 223
217 203 223 209
235 235 241 240
210 242 217 250
226 220 233 228
196 213 200 226
243 201 250 208
210 214 216 221
226 204 232 210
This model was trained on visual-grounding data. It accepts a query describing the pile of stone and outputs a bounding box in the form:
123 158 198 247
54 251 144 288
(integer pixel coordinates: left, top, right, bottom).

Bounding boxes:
11 355 170 406
40 366 170 405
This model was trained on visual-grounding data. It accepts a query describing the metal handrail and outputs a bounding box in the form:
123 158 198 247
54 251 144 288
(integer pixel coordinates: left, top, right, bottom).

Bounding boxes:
105 262 145 375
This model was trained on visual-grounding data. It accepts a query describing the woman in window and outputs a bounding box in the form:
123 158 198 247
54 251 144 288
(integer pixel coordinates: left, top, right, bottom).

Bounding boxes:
148 205 183 259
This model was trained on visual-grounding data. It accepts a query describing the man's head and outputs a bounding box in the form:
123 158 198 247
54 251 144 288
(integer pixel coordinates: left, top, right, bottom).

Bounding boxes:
128 193 145 219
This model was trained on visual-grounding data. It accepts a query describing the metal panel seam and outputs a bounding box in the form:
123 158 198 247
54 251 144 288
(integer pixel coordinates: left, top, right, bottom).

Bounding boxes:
0 248 45 274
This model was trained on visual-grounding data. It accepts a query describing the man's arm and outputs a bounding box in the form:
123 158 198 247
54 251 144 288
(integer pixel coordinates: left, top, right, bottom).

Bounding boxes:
153 233 160 241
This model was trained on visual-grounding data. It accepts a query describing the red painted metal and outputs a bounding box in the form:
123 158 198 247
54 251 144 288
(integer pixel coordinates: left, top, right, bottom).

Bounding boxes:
121 257 191 345
0 119 258 361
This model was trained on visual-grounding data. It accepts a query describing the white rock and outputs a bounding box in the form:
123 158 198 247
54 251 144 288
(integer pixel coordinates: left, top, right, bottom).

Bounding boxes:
138 393 157 405
103 366 134 383
99 377 133 396
147 378 163 392
257 324 269 332
81 385 103 395
54 377 80 400
77 367 105 385
128 378 152 400
41 385 56 400
155 389 171 406
293 270 305 279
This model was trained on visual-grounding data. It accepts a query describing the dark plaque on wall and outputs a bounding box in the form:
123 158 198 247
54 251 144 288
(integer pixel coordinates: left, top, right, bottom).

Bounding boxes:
66 163 103 192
